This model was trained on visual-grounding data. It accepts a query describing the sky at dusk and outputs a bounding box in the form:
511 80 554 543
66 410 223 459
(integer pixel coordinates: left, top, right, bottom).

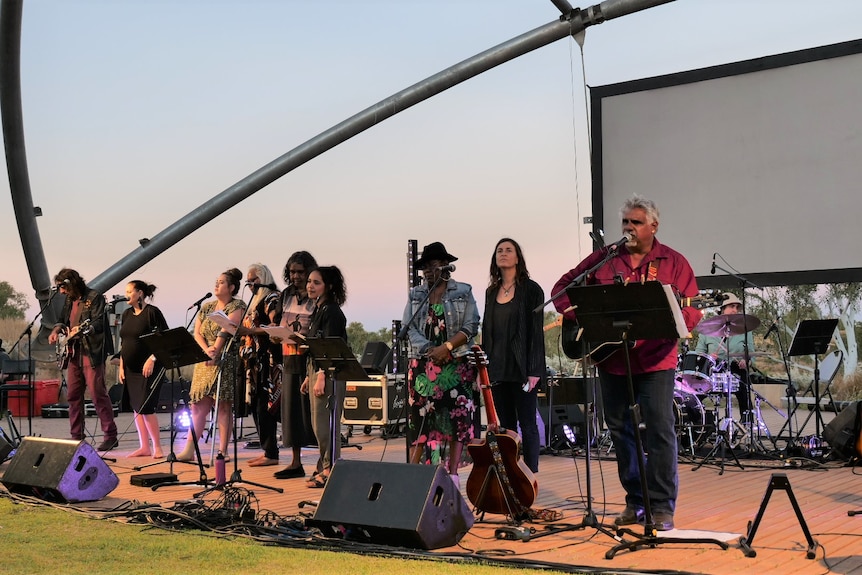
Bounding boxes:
3 0 860 334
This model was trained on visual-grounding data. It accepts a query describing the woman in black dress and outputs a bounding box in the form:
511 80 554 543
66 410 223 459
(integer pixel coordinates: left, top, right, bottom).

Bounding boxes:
119 280 169 458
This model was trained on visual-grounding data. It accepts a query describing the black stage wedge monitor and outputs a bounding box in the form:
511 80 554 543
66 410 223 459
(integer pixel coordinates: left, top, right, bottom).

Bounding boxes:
1 437 119 502
360 341 392 375
823 401 861 460
307 460 474 549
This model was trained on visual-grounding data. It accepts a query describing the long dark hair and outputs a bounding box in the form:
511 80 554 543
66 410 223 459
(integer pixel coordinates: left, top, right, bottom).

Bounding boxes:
488 237 530 289
54 268 87 298
314 266 347 307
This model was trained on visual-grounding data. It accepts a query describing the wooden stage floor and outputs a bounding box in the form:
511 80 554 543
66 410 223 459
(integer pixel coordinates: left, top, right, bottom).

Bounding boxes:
2 402 861 575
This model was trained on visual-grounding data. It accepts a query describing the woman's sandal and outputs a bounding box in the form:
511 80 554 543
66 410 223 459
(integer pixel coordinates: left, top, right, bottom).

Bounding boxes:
306 472 328 488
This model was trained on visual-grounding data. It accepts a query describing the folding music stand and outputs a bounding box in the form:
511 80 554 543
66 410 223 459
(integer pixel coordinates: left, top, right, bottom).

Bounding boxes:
565 282 727 558
787 319 838 447
304 337 370 464
137 327 213 490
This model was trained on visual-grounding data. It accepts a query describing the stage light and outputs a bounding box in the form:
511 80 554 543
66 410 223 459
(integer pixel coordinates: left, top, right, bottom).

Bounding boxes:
175 407 191 431
562 424 577 445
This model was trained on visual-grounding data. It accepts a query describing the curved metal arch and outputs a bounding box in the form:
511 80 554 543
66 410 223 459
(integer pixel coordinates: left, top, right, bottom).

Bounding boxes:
2 0 673 327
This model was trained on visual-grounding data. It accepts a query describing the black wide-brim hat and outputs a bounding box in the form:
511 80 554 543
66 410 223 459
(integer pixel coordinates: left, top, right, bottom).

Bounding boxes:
415 241 458 268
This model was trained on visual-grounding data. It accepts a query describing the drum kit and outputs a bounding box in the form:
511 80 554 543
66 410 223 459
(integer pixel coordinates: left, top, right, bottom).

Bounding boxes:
673 312 769 457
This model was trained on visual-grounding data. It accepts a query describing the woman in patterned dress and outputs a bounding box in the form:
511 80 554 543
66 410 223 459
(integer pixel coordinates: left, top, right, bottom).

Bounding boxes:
177 268 247 460
402 242 479 489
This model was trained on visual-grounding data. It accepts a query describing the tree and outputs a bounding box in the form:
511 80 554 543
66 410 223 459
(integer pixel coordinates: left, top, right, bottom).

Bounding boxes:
0 281 28 320
346 321 391 357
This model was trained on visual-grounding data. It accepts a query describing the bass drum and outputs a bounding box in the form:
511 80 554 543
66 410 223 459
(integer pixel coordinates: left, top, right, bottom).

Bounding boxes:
673 390 707 452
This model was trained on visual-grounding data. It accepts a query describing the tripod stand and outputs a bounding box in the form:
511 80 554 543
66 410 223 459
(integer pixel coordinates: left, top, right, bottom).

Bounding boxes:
521 365 620 543
136 327 213 490
566 282 728 558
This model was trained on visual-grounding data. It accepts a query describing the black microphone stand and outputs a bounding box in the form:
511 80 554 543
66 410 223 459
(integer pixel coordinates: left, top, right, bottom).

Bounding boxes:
196 288 282 497
709 262 762 457
396 271 448 462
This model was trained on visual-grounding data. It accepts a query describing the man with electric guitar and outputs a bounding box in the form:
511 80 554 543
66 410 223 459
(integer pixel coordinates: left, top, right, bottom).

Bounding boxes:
47 268 118 452
552 195 703 531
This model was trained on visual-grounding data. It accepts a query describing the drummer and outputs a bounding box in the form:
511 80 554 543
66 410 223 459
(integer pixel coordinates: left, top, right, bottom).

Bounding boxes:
694 293 755 421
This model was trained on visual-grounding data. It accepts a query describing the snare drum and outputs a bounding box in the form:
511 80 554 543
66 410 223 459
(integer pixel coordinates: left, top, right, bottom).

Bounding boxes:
710 372 739 394
679 352 716 394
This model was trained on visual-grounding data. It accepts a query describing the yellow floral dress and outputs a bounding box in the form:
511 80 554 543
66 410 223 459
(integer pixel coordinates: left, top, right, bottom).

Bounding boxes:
190 298 247 403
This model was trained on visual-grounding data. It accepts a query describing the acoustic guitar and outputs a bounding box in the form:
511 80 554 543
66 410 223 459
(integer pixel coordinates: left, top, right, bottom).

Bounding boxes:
465 345 538 518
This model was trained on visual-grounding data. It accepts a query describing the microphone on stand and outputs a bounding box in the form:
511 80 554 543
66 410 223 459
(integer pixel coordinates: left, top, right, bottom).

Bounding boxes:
711 253 717 275
764 321 778 339
606 231 635 252
187 292 212 310
436 264 456 273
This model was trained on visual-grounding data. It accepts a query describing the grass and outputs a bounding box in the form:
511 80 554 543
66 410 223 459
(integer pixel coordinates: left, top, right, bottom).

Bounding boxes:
0 495 570 575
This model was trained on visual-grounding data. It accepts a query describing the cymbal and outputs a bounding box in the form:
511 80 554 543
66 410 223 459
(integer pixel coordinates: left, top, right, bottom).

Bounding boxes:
697 313 761 336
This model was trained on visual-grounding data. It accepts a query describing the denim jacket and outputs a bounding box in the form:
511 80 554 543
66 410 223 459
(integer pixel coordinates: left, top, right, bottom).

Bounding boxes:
402 279 480 359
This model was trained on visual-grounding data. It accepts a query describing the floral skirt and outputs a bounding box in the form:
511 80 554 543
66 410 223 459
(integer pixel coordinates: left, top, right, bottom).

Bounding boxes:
408 355 477 465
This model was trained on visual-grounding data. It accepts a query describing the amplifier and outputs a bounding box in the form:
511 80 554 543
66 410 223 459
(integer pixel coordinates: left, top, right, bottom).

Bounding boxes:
342 374 407 427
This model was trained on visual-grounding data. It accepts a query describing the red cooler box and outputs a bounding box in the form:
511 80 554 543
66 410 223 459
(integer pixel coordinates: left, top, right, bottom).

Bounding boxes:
6 379 61 417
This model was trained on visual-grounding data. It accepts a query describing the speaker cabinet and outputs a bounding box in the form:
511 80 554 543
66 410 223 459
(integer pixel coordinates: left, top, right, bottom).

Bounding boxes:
307 460 474 549
1 438 119 502
360 341 392 375
0 430 12 462
823 400 861 460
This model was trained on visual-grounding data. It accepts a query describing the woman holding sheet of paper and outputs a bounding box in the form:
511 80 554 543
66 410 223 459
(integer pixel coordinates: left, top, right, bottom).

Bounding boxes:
177 267 247 461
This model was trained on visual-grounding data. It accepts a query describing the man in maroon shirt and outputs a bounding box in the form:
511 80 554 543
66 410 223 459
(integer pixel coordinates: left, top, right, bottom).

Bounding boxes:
553 195 702 531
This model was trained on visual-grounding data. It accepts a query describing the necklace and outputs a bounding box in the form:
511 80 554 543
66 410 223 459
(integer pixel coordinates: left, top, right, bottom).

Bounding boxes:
501 283 515 297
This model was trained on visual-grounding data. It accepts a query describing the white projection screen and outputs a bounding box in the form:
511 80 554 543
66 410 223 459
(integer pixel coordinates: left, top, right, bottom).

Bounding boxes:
590 39 862 290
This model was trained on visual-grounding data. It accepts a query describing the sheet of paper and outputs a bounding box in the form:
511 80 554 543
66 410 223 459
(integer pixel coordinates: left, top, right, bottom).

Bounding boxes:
207 310 237 335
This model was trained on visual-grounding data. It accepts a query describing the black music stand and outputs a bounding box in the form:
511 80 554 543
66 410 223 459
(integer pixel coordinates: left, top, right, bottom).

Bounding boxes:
787 319 838 448
305 337 369 464
566 282 728 558
136 327 213 490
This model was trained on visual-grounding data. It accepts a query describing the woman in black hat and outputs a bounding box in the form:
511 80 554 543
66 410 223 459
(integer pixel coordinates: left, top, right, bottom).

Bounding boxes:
402 242 480 489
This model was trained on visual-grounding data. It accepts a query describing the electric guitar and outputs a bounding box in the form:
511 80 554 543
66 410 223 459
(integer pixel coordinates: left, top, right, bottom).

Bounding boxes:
56 318 92 369
559 291 724 363
465 345 538 518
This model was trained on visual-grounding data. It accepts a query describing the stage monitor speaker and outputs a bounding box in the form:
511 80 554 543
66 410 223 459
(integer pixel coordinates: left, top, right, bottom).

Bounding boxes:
823 400 861 460
0 430 12 462
307 460 474 549
1 438 118 502
360 341 392 375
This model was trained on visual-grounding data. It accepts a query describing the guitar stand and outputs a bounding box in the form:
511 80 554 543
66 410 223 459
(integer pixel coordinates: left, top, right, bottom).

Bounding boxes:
472 463 527 526
739 473 817 559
